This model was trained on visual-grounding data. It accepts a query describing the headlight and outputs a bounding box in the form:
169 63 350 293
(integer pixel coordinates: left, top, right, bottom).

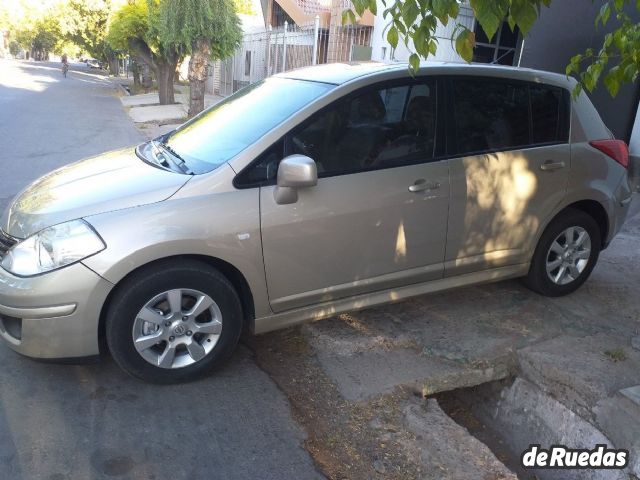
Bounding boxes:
1 220 105 276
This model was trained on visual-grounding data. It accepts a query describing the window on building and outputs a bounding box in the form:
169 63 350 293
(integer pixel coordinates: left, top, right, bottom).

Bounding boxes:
381 46 387 60
472 20 520 65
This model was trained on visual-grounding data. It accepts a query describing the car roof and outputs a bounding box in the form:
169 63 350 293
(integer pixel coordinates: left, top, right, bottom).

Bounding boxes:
276 62 400 84
277 61 575 89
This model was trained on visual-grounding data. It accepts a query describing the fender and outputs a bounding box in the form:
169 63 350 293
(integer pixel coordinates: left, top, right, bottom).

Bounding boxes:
531 148 627 252
82 185 272 319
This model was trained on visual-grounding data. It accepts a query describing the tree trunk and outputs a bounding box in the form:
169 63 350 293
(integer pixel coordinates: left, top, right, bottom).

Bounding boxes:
107 53 119 76
157 60 177 105
140 61 153 90
128 38 178 105
131 55 152 92
188 38 211 117
131 60 141 91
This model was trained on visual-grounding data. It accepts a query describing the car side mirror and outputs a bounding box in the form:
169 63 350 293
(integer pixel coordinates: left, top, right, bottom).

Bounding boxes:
274 155 318 205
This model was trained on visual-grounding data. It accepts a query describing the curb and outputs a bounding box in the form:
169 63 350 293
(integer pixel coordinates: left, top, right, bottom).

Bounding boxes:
110 77 130 96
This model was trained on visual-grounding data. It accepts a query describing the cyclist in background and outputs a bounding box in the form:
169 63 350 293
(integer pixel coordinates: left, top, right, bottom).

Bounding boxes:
61 54 69 78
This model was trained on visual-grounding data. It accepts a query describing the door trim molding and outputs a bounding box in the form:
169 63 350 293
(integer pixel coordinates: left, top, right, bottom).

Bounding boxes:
269 263 443 312
444 248 526 277
254 263 529 334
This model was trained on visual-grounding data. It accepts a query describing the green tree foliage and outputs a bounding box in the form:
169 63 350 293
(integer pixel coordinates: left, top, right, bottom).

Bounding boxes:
345 0 639 96
2 0 115 61
107 0 183 104
0 5 10 30
158 0 242 65
31 19 59 59
16 13 61 59
9 40 21 56
59 0 112 60
159 0 242 58
159 0 242 116
107 0 150 52
234 0 255 15
567 0 639 97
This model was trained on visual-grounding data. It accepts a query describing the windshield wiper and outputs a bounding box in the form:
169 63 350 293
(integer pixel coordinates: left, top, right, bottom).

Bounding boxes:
151 140 193 175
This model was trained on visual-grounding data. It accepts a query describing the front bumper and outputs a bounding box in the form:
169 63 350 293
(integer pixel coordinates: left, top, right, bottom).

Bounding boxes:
0 262 113 359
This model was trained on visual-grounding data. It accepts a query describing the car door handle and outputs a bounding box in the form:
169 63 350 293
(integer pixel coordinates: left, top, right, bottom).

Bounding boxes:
540 160 566 171
409 179 441 192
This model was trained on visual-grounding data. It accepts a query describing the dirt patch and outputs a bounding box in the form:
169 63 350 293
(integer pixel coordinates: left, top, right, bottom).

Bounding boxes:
245 327 424 480
604 347 628 363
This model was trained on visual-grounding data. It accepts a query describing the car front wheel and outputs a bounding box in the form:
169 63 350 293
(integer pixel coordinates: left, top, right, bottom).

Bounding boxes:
106 260 242 383
523 208 601 297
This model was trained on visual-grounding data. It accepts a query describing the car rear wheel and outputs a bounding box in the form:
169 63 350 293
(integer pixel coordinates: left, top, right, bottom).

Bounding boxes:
523 209 601 296
106 260 242 383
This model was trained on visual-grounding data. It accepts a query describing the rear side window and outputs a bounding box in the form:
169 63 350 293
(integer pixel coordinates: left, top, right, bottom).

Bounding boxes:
530 85 567 144
452 79 529 155
451 78 569 156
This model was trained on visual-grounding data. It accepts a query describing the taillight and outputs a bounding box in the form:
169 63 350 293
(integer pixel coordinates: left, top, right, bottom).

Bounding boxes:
589 139 629 168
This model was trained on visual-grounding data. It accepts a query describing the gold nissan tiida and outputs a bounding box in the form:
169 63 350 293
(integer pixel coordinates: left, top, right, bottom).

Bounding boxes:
0 63 633 382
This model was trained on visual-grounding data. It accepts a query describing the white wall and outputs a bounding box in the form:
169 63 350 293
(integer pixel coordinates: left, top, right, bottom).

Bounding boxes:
370 1 474 63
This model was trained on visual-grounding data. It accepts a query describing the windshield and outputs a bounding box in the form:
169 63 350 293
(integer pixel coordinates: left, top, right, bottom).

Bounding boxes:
162 77 333 174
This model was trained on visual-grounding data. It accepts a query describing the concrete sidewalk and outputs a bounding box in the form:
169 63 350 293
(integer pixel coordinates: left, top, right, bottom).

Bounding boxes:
120 84 224 124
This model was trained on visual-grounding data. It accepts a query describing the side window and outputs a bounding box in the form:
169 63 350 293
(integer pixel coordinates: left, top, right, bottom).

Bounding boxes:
381 86 409 122
234 140 284 187
452 79 529 155
289 81 438 176
530 85 568 144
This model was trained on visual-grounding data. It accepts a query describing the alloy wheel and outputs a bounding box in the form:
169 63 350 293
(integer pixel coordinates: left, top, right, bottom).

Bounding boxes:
545 226 592 286
132 288 223 369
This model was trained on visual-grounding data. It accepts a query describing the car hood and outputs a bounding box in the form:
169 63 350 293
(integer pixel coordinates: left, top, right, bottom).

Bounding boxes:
2 147 191 239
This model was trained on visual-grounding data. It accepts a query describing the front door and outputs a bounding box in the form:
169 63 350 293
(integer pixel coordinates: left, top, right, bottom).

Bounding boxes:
258 79 451 312
445 77 571 276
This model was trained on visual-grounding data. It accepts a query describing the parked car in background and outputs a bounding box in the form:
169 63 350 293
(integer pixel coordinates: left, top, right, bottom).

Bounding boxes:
86 59 100 69
0 62 632 383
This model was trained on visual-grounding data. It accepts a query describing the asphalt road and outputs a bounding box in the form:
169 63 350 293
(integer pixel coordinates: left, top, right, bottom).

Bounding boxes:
0 60 321 480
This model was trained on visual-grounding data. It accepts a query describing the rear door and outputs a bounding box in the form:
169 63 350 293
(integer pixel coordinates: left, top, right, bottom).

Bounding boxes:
445 77 571 276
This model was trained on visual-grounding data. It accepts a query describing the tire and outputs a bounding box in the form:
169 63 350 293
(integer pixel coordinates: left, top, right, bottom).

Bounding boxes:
523 208 601 297
106 259 243 383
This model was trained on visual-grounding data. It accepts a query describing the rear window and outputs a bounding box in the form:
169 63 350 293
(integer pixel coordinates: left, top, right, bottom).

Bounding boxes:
451 77 569 156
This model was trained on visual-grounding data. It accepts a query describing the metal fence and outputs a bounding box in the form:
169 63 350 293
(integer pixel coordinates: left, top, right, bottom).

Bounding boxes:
213 17 372 97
